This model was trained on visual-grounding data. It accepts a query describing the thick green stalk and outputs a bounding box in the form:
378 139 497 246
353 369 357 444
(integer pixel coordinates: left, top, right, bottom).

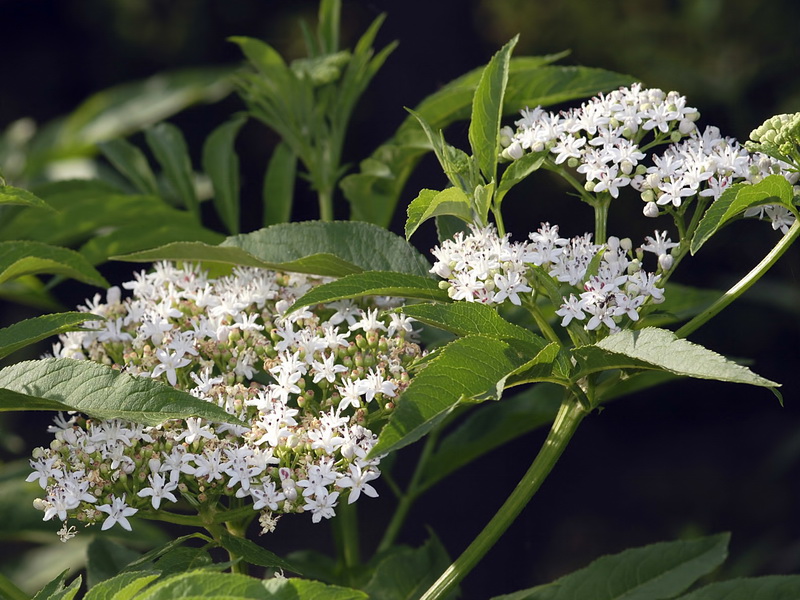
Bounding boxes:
333 499 360 578
318 186 334 221
420 398 588 600
676 219 800 338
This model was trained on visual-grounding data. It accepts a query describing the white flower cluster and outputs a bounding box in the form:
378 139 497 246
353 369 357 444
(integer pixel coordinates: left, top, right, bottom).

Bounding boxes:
430 224 532 305
431 224 670 333
501 84 797 231
29 262 423 539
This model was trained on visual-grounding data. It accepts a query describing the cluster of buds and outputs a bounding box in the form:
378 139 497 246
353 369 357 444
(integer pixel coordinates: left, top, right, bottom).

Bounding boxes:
28 262 423 540
430 223 670 334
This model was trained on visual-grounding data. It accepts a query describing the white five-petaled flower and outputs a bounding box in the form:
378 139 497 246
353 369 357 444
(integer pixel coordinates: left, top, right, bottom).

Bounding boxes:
97 494 138 531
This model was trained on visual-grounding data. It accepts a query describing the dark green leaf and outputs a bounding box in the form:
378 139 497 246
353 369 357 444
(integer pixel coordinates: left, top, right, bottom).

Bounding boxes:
691 175 796 254
262 578 368 600
419 383 562 492
363 536 455 600
79 222 225 266
0 241 108 287
222 222 432 277
405 188 473 240
84 571 159 600
0 186 55 211
371 335 531 456
32 571 81 600
291 272 449 310
86 537 141 588
0 188 198 248
0 312 100 360
675 575 800 600
99 138 158 196
0 358 246 426
203 116 246 234
145 122 199 217
152 547 213 578
121 533 212 573
469 36 518 182
491 533 729 600
115 221 432 277
216 531 298 573
497 149 548 197
637 282 722 329
573 327 779 390
263 141 296 226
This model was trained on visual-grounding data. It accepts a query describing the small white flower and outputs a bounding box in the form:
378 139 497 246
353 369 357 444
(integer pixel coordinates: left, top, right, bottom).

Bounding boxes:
97 494 138 531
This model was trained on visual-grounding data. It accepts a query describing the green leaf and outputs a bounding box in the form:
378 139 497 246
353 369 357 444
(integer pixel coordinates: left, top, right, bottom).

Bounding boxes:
84 571 159 600
79 222 225 266
262 578 367 600
0 186 55 211
675 576 800 600
473 180 495 224
152 547 213 578
371 335 531 456
497 149 548 199
114 222 432 278
86 537 141 588
419 383 561 492
0 241 108 287
230 36 288 72
203 116 246 234
405 188 473 240
573 327 780 390
363 536 455 600
0 312 100 360
341 59 632 227
491 534 729 600
637 282 723 329
691 174 796 254
399 302 546 350
0 186 198 248
0 358 246 426
99 138 159 196
121 534 212 574
216 531 298 573
32 571 81 600
134 570 269 600
145 122 199 217
262 141 296 226
0 573 29 600
469 36 518 182
291 272 449 310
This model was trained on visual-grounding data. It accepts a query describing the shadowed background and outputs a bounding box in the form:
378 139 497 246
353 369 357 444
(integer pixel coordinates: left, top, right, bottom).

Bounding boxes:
1 0 799 596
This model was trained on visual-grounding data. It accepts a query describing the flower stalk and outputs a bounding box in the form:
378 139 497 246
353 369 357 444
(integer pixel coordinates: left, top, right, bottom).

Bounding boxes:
420 397 588 600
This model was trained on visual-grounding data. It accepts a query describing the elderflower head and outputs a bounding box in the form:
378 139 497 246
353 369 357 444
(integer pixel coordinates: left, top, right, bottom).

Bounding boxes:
430 223 668 334
502 84 798 232
30 262 423 538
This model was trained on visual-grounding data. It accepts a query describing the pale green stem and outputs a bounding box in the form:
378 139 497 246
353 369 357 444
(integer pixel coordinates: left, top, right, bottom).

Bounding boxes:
419 398 588 600
377 428 440 553
593 194 610 245
0 573 29 600
676 219 800 338
522 296 561 345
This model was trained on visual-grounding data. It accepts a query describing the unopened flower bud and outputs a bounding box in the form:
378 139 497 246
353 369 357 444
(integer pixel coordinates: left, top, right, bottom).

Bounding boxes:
658 253 674 271
643 202 660 218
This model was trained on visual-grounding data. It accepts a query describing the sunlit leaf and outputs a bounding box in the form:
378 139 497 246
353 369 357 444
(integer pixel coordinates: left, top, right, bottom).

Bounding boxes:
405 188 472 240
0 358 246 426
0 186 54 211
0 311 100 360
0 241 108 287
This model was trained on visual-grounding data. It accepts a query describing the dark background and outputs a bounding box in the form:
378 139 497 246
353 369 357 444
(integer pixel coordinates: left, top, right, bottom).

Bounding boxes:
1 0 799 597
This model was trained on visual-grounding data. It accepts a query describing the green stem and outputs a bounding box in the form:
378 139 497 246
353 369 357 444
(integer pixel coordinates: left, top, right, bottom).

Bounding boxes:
0 573 29 600
137 509 204 527
676 219 800 338
419 398 588 600
593 194 610 245
318 186 334 222
542 159 595 206
377 428 440 553
333 499 360 578
522 296 561 345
